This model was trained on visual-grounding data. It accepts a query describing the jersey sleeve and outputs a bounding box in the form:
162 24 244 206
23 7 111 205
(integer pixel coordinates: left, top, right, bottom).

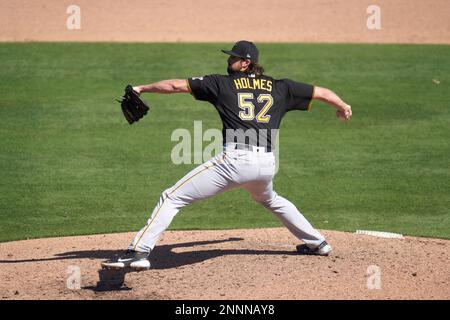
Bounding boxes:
187 75 220 103
283 79 315 112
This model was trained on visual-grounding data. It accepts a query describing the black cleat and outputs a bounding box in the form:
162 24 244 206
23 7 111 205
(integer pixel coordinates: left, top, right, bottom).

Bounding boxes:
101 250 151 270
296 241 332 256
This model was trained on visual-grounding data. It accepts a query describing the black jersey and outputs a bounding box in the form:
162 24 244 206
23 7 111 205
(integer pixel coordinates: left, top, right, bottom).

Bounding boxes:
187 72 314 150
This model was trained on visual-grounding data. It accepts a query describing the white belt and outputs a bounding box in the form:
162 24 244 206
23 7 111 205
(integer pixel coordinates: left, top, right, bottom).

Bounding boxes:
224 143 272 154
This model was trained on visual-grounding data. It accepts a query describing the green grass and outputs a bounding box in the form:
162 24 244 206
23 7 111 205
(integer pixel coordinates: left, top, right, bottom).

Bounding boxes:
0 43 449 242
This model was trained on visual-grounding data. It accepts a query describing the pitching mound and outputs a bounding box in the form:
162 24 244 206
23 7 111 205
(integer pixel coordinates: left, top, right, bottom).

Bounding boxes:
0 228 448 300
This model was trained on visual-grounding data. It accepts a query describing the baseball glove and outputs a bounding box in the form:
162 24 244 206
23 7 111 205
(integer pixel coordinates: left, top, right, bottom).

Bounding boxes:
118 85 150 124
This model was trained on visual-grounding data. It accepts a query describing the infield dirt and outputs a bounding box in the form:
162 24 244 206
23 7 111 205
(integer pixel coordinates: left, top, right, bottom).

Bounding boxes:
1 0 449 43
0 228 449 300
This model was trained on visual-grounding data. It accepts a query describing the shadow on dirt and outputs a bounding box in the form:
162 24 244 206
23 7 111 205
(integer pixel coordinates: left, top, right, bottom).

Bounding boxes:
0 237 299 292
91 268 132 292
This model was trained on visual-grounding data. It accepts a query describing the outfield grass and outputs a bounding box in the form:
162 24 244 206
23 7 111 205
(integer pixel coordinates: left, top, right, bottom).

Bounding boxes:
0 43 449 242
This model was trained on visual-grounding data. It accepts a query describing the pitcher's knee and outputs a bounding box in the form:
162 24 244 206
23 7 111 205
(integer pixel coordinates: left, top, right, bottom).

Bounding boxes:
160 187 178 203
161 187 190 208
252 192 278 207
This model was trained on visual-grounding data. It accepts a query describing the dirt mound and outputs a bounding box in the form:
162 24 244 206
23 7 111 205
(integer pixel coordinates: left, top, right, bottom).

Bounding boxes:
0 228 448 300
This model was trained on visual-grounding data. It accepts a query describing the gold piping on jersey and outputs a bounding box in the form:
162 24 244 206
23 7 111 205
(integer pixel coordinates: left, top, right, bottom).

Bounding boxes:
186 79 195 97
307 85 316 112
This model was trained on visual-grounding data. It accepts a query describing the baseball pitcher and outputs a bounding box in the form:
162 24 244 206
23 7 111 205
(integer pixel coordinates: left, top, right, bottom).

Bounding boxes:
102 40 352 270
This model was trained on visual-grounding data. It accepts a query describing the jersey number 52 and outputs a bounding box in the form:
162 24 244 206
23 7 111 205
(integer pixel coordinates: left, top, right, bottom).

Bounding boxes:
238 93 274 123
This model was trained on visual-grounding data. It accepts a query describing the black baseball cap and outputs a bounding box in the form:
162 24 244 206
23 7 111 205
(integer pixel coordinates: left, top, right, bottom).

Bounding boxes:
221 40 259 63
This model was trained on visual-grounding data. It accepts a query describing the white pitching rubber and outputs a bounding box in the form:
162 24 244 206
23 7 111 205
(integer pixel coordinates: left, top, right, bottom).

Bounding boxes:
355 230 404 239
